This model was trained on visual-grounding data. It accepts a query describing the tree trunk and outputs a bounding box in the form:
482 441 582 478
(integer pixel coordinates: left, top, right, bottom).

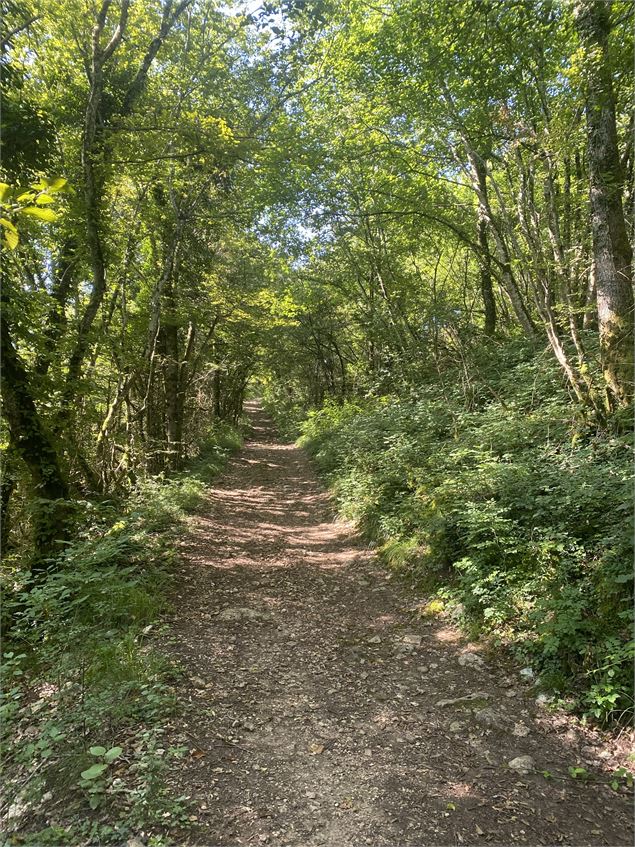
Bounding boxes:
64 0 192 408
1 308 71 569
163 279 181 471
574 0 634 408
466 151 535 338
471 157 497 336
212 367 222 419
35 237 77 376
1 441 18 557
477 217 497 336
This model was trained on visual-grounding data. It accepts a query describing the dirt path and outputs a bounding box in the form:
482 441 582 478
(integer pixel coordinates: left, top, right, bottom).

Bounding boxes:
160 403 633 846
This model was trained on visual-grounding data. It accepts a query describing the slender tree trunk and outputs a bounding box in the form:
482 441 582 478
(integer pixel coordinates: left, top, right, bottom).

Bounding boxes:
212 365 222 419
574 0 634 408
35 238 77 376
466 151 535 338
1 441 18 556
471 158 497 336
146 329 167 474
163 279 181 471
64 0 192 408
477 217 497 336
63 1 130 404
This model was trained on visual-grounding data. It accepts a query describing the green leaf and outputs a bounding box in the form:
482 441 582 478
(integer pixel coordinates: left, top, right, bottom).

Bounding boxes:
80 763 107 780
0 217 18 234
0 183 12 203
3 228 18 250
35 194 55 205
18 206 57 222
46 177 68 193
104 746 123 763
89 745 106 756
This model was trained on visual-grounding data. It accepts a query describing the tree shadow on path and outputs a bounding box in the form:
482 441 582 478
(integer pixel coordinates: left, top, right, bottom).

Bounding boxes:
161 401 634 847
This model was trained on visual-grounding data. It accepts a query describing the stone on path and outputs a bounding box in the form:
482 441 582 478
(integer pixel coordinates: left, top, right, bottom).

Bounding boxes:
436 691 491 707
458 651 486 669
474 707 507 730
508 754 535 775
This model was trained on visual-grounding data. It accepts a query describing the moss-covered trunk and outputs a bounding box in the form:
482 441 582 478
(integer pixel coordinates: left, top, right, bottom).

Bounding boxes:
1 309 71 569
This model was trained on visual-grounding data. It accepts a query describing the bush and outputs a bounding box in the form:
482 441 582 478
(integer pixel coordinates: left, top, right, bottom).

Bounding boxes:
0 422 241 843
299 354 634 725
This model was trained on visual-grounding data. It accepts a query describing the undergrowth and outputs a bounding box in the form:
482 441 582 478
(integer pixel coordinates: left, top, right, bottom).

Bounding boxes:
297 348 634 726
0 422 242 845
258 382 308 441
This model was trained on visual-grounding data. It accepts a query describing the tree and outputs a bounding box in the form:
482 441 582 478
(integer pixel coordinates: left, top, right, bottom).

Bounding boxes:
574 0 633 408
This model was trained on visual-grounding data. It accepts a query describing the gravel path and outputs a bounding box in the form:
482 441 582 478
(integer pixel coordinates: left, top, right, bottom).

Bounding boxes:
160 402 633 846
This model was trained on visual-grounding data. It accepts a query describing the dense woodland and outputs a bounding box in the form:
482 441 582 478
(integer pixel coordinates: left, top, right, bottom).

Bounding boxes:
1 0 633 840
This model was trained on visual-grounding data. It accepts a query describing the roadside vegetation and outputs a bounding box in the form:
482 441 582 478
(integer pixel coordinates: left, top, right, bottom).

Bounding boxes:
289 346 633 726
1 423 241 844
1 0 633 838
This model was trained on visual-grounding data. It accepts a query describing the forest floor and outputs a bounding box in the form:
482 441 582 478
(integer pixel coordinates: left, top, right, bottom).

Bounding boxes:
157 402 633 847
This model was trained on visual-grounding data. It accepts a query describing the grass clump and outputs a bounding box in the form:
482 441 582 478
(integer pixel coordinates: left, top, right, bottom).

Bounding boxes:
0 422 241 845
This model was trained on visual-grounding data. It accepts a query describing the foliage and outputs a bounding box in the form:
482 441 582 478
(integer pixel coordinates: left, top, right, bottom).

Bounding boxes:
1 3 633 834
299 350 634 725
0 424 240 842
0 176 67 249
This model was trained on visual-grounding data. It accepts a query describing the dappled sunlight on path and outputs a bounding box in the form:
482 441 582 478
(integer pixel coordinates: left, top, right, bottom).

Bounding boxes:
160 402 633 847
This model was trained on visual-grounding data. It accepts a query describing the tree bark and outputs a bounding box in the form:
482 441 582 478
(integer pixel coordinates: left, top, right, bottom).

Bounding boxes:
35 237 77 376
471 158 497 336
477 217 497 337
466 151 535 338
1 307 71 568
162 277 182 471
574 0 634 408
64 0 192 406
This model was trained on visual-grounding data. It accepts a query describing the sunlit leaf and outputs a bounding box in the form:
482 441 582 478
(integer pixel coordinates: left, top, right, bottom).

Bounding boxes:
89 745 106 756
104 746 123 763
3 229 19 250
0 218 18 234
18 206 57 222
46 177 68 193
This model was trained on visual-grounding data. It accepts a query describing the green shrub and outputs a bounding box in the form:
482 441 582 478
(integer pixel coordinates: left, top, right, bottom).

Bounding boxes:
0 422 241 842
299 354 634 725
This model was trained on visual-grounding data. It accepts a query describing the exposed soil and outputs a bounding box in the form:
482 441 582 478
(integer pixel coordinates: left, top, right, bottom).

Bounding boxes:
159 402 634 846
